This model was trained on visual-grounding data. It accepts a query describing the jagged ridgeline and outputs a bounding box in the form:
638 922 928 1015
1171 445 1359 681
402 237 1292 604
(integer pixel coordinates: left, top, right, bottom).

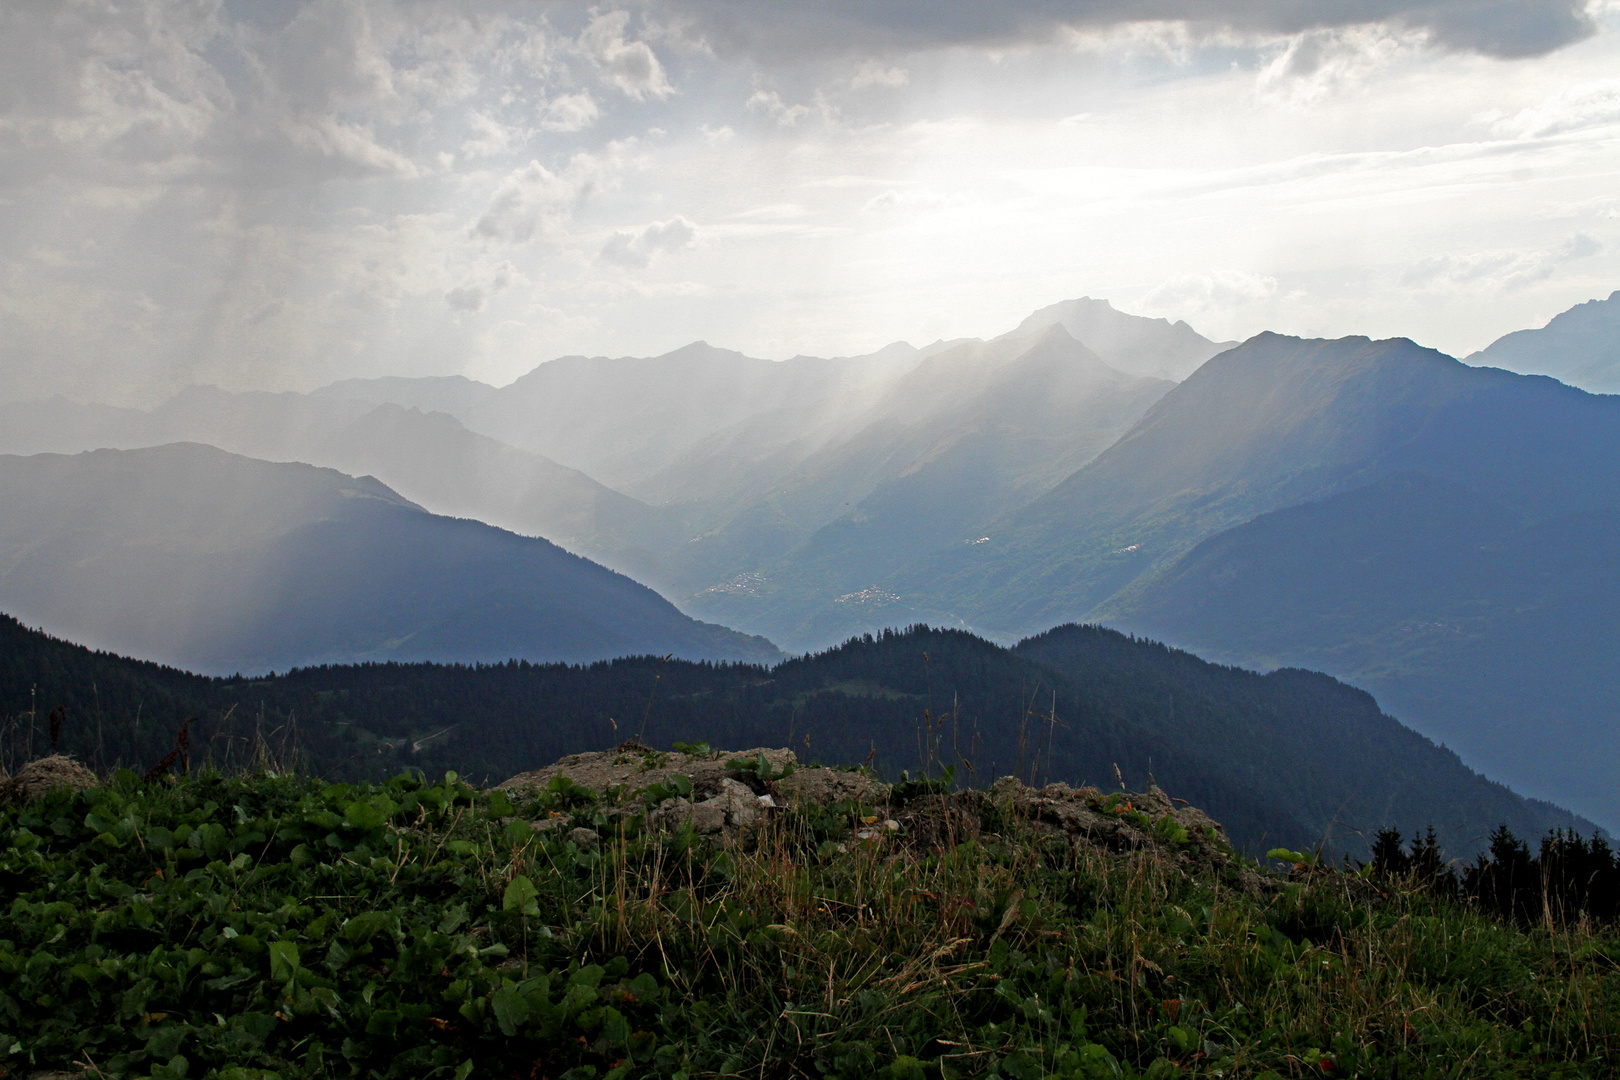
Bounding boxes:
0 614 1591 861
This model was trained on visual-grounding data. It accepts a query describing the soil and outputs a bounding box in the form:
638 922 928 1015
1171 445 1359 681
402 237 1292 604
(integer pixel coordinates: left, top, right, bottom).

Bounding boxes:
1 755 99 804
499 743 1278 893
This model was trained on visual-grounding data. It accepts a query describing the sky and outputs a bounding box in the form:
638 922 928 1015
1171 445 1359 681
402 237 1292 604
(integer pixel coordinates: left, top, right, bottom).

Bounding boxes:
3 0 1619 406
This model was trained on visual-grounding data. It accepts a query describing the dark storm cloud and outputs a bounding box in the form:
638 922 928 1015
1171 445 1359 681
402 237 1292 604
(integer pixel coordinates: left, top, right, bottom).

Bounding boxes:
661 0 1597 60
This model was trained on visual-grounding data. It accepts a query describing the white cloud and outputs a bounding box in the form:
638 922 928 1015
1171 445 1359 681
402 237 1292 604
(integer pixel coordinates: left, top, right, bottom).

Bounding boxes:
600 216 698 268
852 61 909 89
862 187 962 212
461 110 518 158
540 91 600 132
445 260 521 313
1401 235 1604 292
278 115 420 178
1143 271 1279 312
578 11 674 100
2 0 1619 402
1485 80 1620 138
471 157 602 243
746 89 812 126
1255 26 1425 106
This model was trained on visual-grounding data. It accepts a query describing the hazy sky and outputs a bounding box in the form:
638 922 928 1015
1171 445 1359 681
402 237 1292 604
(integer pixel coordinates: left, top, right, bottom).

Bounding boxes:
4 0 1619 405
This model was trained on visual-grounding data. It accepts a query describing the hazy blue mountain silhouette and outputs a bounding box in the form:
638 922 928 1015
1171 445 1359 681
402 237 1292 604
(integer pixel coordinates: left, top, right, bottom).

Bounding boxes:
1111 471 1620 829
0 389 683 589
896 332 1620 637
681 326 1174 646
0 444 779 674
1467 290 1620 395
1013 296 1234 381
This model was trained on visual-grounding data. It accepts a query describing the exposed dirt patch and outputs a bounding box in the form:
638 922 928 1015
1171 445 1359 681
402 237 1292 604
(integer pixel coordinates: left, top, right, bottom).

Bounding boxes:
499 742 889 846
1 755 99 804
499 744 1275 893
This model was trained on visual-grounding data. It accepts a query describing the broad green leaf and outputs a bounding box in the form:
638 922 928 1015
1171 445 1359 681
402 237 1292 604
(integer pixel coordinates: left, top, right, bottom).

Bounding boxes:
491 984 528 1036
503 875 540 917
344 801 385 831
268 940 299 982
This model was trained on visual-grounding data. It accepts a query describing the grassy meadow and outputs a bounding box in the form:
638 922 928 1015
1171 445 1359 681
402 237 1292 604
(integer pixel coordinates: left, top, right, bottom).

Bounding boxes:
1 764 1617 1079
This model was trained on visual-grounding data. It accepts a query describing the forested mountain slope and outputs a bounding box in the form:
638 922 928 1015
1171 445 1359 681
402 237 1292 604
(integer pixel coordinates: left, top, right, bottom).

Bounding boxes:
0 616 1592 862
0 445 778 674
1110 470 1620 829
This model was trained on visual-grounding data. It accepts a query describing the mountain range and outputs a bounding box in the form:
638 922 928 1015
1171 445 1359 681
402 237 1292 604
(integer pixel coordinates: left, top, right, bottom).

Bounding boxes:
4 290 1618 832
0 444 777 674
1467 289 1620 394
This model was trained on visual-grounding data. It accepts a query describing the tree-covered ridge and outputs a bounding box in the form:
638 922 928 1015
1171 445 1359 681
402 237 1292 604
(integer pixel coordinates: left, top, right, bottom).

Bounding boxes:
0 614 1595 860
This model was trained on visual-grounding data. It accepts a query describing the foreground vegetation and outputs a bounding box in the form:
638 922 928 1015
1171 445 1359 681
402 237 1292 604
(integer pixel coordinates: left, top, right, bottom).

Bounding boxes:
3 766 1618 1079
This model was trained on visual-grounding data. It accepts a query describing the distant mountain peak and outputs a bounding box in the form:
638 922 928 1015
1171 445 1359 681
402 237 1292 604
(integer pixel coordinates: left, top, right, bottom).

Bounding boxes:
1467 289 1620 395
1014 297 1235 382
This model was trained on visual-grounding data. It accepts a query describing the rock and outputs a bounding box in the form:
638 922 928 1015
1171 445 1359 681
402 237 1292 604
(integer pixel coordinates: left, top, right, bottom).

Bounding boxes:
715 778 760 828
496 745 1265 890
1 755 98 804
689 801 726 834
499 743 799 803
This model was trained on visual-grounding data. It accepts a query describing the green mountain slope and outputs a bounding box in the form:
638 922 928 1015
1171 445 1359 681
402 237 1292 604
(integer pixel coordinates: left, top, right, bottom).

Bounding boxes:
0 615 1592 860
0 445 778 674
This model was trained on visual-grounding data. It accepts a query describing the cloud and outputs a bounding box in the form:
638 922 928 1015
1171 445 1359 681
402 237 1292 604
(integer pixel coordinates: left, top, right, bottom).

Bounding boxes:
540 91 600 132
1486 81 1620 138
471 158 599 243
1143 270 1279 312
445 285 485 311
279 114 419 177
600 216 698 269
862 188 962 212
445 260 522 313
579 10 674 100
746 90 812 126
461 110 518 158
1401 235 1604 292
1255 26 1421 105
852 61 909 89
0 0 226 172
661 0 1597 60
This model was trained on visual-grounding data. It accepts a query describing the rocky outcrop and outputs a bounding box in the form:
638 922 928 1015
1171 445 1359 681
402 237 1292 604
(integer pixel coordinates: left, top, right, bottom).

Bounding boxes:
500 742 889 846
498 742 1269 889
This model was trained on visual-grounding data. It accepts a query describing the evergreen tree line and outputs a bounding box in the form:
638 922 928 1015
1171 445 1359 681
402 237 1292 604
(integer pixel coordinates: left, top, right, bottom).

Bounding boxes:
1370 824 1620 927
0 614 1597 868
